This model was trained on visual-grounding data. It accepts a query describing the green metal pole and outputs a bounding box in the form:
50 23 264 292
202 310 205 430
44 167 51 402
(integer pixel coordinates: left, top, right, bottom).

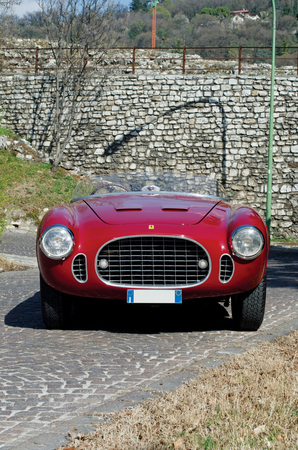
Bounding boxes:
266 0 276 242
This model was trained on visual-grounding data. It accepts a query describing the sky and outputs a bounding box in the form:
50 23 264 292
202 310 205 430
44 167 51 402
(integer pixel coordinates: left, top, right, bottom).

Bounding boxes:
13 0 40 15
13 0 130 16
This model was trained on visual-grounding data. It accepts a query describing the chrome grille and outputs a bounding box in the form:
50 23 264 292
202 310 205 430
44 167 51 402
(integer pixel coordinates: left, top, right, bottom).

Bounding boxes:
219 254 234 283
96 236 210 287
72 254 87 283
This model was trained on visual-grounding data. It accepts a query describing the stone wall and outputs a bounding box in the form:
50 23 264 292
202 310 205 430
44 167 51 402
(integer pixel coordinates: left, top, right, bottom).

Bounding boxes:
0 73 298 238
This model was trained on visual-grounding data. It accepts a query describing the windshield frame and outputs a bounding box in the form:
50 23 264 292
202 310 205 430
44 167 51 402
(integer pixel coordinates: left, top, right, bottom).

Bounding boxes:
71 172 226 203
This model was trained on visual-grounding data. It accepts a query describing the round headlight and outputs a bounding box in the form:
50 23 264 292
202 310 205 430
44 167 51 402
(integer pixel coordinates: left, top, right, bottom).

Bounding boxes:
41 226 73 259
232 226 264 259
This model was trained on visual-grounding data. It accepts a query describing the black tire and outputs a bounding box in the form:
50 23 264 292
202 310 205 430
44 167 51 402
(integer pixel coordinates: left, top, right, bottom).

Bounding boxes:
231 275 266 331
40 275 71 329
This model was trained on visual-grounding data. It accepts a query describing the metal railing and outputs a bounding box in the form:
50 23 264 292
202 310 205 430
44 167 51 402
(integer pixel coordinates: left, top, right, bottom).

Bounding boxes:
131 46 298 75
0 45 297 75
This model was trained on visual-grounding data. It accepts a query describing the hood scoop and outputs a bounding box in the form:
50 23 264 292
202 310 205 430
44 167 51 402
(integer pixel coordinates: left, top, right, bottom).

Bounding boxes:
115 206 142 211
84 194 220 225
162 206 189 212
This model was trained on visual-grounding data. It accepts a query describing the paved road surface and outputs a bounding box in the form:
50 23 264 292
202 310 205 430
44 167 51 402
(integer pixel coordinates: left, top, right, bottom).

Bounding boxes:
0 230 298 450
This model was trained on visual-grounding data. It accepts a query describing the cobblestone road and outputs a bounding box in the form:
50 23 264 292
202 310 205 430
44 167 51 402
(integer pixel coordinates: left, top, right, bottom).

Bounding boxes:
0 231 298 450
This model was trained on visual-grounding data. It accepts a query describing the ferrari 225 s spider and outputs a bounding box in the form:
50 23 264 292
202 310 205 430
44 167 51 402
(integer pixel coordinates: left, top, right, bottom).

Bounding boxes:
37 172 268 330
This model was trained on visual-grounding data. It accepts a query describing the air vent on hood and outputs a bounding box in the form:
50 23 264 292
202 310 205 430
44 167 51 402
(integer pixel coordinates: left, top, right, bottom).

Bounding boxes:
162 207 189 211
115 206 142 211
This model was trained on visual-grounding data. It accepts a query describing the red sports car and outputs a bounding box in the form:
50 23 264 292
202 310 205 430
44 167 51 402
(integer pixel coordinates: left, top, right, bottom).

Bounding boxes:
37 172 268 331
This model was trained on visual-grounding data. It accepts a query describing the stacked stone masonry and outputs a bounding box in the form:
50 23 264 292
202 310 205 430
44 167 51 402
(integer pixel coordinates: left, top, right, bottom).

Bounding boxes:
0 73 297 238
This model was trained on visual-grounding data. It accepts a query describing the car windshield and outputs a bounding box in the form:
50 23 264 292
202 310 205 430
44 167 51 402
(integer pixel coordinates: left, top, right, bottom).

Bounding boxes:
71 172 225 202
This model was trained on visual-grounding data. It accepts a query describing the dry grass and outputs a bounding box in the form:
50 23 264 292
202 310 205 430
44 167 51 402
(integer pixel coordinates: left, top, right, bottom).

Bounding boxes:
0 255 29 271
60 331 298 450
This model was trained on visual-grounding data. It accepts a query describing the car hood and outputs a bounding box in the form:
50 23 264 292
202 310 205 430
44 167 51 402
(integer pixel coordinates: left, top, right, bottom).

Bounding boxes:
83 194 221 225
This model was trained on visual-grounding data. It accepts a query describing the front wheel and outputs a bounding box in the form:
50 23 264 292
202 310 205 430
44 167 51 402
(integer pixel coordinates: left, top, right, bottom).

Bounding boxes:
40 275 71 329
231 275 266 331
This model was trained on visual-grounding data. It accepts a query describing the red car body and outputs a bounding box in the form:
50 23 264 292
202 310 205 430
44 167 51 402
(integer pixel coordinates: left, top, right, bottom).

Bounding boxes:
37 173 269 330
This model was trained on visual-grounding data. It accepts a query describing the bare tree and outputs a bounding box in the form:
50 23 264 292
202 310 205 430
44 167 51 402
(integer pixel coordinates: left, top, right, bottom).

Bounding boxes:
0 0 21 43
0 0 21 15
37 0 125 171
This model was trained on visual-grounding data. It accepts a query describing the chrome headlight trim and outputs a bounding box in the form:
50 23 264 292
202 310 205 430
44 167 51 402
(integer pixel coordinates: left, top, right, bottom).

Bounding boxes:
231 225 264 260
40 225 74 260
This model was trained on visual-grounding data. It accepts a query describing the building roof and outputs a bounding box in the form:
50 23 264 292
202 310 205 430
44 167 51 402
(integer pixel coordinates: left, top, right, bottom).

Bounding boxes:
231 10 250 14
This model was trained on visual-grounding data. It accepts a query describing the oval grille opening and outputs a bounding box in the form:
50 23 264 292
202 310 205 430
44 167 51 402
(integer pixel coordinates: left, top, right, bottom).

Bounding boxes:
96 236 210 287
72 254 87 283
219 254 234 283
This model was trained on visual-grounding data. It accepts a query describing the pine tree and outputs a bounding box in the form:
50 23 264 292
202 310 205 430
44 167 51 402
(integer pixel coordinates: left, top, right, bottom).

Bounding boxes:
282 36 289 53
294 0 298 17
129 0 150 12
275 0 282 12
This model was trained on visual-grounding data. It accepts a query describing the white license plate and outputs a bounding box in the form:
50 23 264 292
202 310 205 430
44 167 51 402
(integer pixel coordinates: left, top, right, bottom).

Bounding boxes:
127 289 182 304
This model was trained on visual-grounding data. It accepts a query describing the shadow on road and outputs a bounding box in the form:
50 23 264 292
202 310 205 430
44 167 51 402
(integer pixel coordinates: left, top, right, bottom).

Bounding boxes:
5 293 232 332
4 247 298 332
267 247 298 289
5 292 43 329
70 299 232 333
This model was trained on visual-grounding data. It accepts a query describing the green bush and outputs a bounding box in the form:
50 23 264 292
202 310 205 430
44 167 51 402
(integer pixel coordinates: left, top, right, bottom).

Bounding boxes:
128 20 147 39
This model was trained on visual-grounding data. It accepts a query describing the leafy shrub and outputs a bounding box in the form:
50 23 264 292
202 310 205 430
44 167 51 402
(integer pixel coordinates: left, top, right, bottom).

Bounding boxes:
128 19 147 38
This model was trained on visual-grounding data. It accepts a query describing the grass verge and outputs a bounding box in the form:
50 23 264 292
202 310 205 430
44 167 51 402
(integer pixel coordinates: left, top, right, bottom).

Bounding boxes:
0 148 78 226
271 236 298 245
59 331 298 450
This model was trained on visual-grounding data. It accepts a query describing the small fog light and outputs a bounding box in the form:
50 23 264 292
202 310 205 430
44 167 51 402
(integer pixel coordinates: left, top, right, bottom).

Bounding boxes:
99 259 109 269
198 259 208 269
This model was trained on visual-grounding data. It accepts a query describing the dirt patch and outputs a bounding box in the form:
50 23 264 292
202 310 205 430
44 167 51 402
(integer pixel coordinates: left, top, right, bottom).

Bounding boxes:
59 330 298 450
9 181 38 198
0 255 30 272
